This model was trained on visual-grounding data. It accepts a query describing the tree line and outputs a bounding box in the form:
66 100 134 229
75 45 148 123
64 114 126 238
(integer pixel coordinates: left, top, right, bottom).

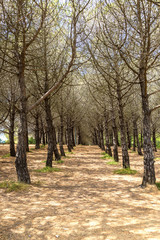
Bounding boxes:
0 0 160 188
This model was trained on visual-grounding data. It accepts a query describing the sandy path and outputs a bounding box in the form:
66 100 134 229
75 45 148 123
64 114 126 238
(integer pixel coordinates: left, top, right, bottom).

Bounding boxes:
0 145 160 240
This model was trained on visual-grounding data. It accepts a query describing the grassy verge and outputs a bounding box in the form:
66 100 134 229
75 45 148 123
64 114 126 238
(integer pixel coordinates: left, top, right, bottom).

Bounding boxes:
101 152 114 160
2 153 10 158
0 181 29 192
107 161 119 165
35 166 61 173
114 168 137 175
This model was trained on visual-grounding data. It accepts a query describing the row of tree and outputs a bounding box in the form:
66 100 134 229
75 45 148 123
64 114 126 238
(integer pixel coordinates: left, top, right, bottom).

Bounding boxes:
0 0 160 188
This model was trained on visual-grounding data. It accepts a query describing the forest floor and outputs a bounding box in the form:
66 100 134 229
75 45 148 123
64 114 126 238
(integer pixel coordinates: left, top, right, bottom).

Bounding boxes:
0 144 160 240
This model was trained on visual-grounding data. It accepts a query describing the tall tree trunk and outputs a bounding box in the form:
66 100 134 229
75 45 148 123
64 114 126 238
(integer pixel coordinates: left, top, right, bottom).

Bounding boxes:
133 119 143 155
126 121 131 149
26 123 29 152
111 111 119 162
99 124 105 151
9 103 16 157
71 126 76 147
116 80 130 168
152 127 157 152
104 112 112 156
15 58 31 183
67 117 73 152
77 126 82 145
40 118 46 145
45 98 61 167
140 75 156 186
35 113 40 149
133 127 136 151
59 115 65 156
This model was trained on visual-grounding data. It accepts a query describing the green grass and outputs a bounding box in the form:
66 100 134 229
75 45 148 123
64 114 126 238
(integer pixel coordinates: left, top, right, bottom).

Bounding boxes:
107 161 119 165
65 151 74 154
40 144 46 149
114 168 137 175
2 153 10 158
155 157 160 161
0 181 29 192
156 182 160 190
101 153 114 160
55 160 64 164
35 166 61 173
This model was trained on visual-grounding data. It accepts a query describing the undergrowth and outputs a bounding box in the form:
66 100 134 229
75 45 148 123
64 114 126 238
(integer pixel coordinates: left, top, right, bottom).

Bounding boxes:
114 168 137 175
101 152 113 160
156 182 160 190
107 161 119 165
2 153 10 158
55 160 64 164
0 181 29 192
35 166 61 173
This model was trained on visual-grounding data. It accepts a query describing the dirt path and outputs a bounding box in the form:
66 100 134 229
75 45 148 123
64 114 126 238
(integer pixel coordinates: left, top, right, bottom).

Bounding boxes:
0 145 160 240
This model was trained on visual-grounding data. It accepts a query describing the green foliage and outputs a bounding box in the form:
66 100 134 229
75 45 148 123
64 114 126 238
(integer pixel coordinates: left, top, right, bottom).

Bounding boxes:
35 167 61 173
107 161 119 165
0 181 29 192
156 182 160 190
2 153 10 158
114 168 137 175
101 153 114 160
28 137 36 144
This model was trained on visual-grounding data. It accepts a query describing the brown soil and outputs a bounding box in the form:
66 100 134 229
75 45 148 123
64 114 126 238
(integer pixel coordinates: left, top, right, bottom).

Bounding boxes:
0 144 160 240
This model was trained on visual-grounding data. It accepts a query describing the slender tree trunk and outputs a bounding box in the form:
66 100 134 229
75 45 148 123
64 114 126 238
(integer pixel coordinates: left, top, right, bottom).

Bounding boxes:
133 127 136 151
59 115 65 156
15 58 31 183
112 111 119 162
67 117 73 152
152 128 157 152
26 124 29 152
104 112 112 156
116 80 130 168
35 113 40 149
99 124 105 151
77 126 82 145
71 126 76 147
9 104 16 157
45 98 61 167
140 75 156 186
126 121 131 149
41 118 46 145
133 119 143 155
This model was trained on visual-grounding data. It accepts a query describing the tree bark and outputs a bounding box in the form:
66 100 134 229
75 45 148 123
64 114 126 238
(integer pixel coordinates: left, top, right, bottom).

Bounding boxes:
133 119 143 155
15 57 31 183
9 103 16 157
126 121 131 149
140 75 156 186
45 98 61 167
59 114 65 156
104 112 112 156
35 113 40 149
116 80 130 168
152 127 157 152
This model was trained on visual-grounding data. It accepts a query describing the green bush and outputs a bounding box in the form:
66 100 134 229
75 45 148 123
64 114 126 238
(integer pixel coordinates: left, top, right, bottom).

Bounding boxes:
28 137 36 144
